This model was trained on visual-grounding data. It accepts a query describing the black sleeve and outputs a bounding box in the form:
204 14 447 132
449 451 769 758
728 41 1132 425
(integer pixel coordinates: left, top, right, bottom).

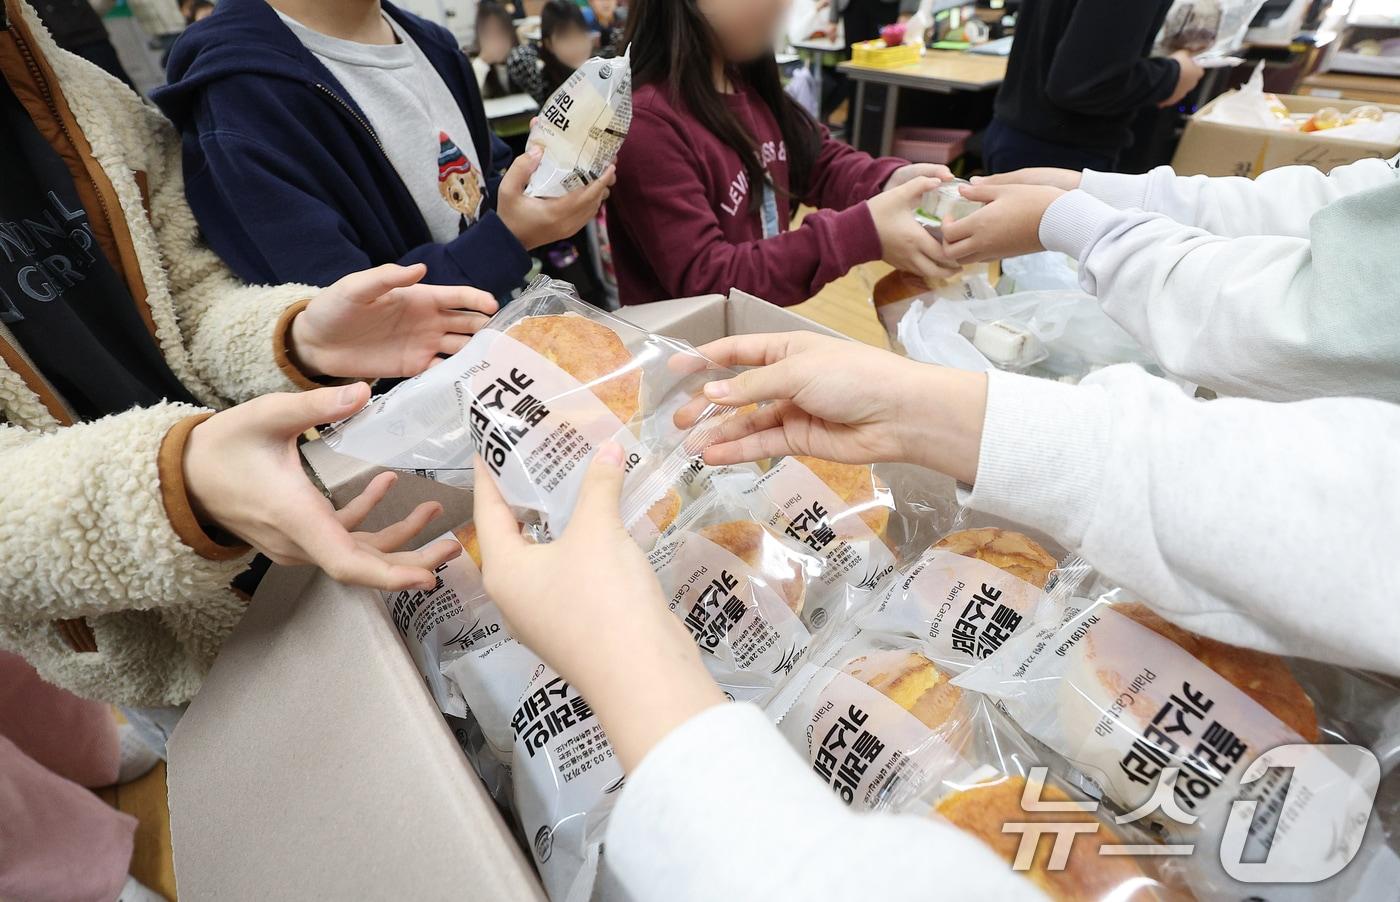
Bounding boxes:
1044 0 1180 116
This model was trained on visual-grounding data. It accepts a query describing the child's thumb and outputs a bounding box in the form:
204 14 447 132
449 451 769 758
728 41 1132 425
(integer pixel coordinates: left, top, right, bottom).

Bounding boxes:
500 146 543 196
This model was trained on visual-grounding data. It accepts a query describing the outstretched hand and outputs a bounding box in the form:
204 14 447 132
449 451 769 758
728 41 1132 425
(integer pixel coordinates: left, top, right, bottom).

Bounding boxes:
291 263 498 379
678 331 988 486
184 382 460 591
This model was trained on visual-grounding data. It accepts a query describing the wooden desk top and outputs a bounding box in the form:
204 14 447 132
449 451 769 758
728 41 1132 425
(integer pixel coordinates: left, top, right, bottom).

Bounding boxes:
1300 70 1400 105
792 260 894 348
836 49 1008 92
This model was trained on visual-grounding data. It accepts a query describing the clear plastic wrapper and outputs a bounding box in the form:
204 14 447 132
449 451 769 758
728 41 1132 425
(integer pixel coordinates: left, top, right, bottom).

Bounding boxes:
914 179 982 240
314 278 733 543
854 514 1071 672
649 486 819 704
904 705 1190 902
525 49 632 198
508 661 621 902
1155 0 1266 59
766 626 982 812
955 589 1399 899
735 456 959 631
382 523 504 717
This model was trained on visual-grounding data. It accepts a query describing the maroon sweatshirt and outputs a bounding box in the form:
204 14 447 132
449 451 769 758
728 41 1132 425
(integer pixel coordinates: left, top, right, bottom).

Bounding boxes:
608 83 906 306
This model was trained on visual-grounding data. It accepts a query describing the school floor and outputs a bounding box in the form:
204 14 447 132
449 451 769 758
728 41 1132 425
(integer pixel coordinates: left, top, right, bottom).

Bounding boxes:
95 258 890 901
97 737 178 899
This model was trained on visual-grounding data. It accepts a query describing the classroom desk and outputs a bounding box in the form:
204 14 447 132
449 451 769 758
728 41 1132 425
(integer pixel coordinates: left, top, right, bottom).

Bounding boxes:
838 50 1008 156
484 93 538 139
791 36 847 105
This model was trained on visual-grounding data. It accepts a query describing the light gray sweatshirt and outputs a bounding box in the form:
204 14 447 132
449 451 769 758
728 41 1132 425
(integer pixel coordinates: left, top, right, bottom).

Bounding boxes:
1040 156 1400 402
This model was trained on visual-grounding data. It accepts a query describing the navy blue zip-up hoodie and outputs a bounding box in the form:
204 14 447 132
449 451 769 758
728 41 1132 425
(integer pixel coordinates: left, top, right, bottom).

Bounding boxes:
153 0 530 295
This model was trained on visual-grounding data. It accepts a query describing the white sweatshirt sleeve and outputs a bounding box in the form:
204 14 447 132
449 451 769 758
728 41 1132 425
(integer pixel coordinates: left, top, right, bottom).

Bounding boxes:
1079 156 1399 238
968 366 1400 677
604 703 1044 902
1039 184 1400 402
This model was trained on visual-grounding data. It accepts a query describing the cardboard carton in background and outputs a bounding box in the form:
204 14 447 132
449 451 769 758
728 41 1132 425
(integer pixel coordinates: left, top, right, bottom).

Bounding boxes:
168 291 842 901
1172 92 1400 178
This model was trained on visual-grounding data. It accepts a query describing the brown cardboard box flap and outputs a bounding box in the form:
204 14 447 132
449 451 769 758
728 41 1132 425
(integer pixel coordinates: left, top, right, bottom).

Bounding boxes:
170 291 843 899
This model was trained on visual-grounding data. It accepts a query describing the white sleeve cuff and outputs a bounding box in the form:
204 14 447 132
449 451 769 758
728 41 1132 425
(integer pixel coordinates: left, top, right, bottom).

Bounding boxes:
967 369 1112 549
1079 169 1151 211
1037 190 1121 261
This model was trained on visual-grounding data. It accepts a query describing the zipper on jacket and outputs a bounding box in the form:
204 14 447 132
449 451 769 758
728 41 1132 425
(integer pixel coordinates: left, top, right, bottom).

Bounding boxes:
10 24 117 241
314 82 390 160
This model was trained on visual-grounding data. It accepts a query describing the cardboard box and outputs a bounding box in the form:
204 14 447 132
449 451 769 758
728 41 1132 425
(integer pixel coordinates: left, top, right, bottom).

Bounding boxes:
1171 92 1400 178
167 291 843 900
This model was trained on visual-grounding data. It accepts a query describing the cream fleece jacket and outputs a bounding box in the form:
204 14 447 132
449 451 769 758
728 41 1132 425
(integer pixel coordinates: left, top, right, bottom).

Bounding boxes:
1039 156 1400 403
605 365 1400 902
0 2 320 706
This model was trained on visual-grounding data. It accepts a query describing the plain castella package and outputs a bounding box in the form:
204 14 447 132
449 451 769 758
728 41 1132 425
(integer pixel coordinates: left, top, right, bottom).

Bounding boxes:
526 49 632 198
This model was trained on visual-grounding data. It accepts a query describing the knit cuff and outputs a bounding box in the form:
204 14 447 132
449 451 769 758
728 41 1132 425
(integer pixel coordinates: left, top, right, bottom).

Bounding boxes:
1038 190 1121 261
158 414 251 562
1080 169 1151 212
272 299 342 391
967 369 1111 550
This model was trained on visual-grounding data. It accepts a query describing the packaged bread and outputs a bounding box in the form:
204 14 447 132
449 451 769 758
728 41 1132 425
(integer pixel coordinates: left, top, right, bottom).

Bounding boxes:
508 660 620 902
737 456 926 632
382 522 505 717
953 590 1375 895
649 488 817 704
857 523 1062 670
935 774 1179 902
525 48 632 198
769 629 975 811
315 278 735 541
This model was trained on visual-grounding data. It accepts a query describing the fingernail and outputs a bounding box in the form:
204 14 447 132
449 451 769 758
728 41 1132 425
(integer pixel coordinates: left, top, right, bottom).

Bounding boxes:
528 145 543 159
596 441 623 466
970 175 983 182
337 384 361 406
705 380 731 400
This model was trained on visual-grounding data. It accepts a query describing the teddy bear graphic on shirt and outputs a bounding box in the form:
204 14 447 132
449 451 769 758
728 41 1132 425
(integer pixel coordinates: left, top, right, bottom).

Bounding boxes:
437 131 484 225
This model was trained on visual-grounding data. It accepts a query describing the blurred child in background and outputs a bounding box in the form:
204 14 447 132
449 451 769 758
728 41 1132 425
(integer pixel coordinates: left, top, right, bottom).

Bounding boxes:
470 0 521 99
507 0 609 305
583 0 625 56
507 0 593 105
607 0 957 306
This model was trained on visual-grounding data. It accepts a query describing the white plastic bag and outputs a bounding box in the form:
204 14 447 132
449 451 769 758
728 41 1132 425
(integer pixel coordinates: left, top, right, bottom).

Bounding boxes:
525 49 632 198
898 288 1157 381
1201 62 1287 130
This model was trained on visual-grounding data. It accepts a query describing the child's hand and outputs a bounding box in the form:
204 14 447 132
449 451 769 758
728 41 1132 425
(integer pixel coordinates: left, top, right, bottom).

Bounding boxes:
1161 50 1205 108
883 162 953 192
183 383 459 591
496 146 616 250
971 168 1083 191
868 176 961 283
940 183 1065 264
473 445 724 771
290 263 498 379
